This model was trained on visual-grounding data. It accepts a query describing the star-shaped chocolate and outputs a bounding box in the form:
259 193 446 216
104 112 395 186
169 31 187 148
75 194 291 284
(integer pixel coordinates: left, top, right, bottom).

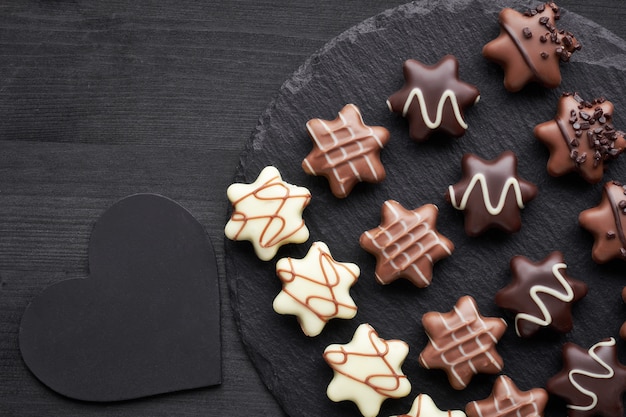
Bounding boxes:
324 323 411 417
466 375 548 417
225 166 311 261
419 296 507 390
579 181 626 263
273 241 359 337
547 338 626 417
359 201 454 288
387 55 480 142
392 394 466 417
303 104 390 198
495 251 588 338
483 3 581 92
534 93 626 183
446 151 538 236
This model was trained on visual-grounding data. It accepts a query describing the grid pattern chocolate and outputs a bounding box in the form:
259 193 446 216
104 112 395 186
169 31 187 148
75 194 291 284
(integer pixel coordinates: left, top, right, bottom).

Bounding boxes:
303 104 389 198
419 296 507 390
359 201 453 288
466 375 548 417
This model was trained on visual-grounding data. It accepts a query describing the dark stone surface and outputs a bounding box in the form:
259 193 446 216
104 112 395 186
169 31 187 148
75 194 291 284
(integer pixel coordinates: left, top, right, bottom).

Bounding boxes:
226 1 626 416
20 194 221 401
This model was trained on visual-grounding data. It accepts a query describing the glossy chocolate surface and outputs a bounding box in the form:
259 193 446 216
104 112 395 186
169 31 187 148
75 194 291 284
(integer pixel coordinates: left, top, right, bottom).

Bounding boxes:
387 55 479 142
446 151 538 236
495 251 587 338
483 3 580 92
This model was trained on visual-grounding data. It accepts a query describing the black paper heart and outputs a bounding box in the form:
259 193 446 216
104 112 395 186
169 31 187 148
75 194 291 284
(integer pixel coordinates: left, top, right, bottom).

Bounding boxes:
19 194 221 402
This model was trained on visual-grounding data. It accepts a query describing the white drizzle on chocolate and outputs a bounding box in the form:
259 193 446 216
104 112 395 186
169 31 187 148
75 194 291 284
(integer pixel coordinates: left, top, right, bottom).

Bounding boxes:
386 88 472 130
567 338 616 412
514 262 573 337
448 173 526 215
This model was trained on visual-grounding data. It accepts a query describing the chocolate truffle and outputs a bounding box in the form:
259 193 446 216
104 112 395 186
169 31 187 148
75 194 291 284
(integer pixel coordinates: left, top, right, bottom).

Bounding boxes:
303 104 390 198
495 251 588 338
534 93 626 183
579 181 626 263
446 151 538 236
547 338 626 417
387 55 480 142
483 3 581 92
359 201 454 288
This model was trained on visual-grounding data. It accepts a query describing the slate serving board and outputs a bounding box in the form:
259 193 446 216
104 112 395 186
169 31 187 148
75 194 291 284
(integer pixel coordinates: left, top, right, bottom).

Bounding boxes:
224 1 626 416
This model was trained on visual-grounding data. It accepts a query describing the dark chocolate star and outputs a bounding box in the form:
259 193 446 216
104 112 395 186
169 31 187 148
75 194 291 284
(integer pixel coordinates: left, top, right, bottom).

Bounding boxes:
302 104 390 198
534 93 626 183
483 3 581 92
387 55 479 142
445 151 538 236
495 251 588 338
466 375 548 417
547 338 626 417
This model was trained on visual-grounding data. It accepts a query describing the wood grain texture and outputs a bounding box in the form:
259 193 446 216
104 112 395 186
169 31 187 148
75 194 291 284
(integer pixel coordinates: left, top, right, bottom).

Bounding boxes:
0 1 624 416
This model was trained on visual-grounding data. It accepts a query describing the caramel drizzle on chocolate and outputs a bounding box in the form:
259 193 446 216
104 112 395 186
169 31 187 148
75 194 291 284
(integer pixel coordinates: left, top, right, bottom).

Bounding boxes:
514 262 574 337
324 326 408 396
363 201 452 286
604 183 626 251
230 173 310 248
448 173 526 215
567 338 616 412
277 246 357 322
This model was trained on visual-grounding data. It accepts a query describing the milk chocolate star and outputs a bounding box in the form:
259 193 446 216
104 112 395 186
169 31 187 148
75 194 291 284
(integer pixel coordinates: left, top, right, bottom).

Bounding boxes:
466 375 548 417
495 251 588 338
359 201 454 288
483 3 581 92
579 181 626 263
534 93 626 183
387 55 480 142
547 338 626 417
446 151 538 236
419 296 507 390
303 104 390 198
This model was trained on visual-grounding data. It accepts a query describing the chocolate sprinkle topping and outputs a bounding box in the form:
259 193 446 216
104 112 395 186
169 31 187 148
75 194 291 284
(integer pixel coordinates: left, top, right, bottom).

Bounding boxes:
522 27 532 38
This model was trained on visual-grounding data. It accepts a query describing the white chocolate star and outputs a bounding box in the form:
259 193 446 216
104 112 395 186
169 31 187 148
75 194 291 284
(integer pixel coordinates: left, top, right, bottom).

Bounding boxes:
391 394 466 417
323 323 411 417
273 242 359 337
225 166 311 261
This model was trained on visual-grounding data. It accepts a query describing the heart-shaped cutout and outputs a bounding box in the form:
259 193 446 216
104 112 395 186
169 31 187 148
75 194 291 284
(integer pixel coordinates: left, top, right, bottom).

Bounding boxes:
19 194 221 402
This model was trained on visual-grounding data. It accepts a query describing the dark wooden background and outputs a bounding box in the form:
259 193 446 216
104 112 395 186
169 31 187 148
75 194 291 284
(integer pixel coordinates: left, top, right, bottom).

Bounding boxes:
0 1 624 416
